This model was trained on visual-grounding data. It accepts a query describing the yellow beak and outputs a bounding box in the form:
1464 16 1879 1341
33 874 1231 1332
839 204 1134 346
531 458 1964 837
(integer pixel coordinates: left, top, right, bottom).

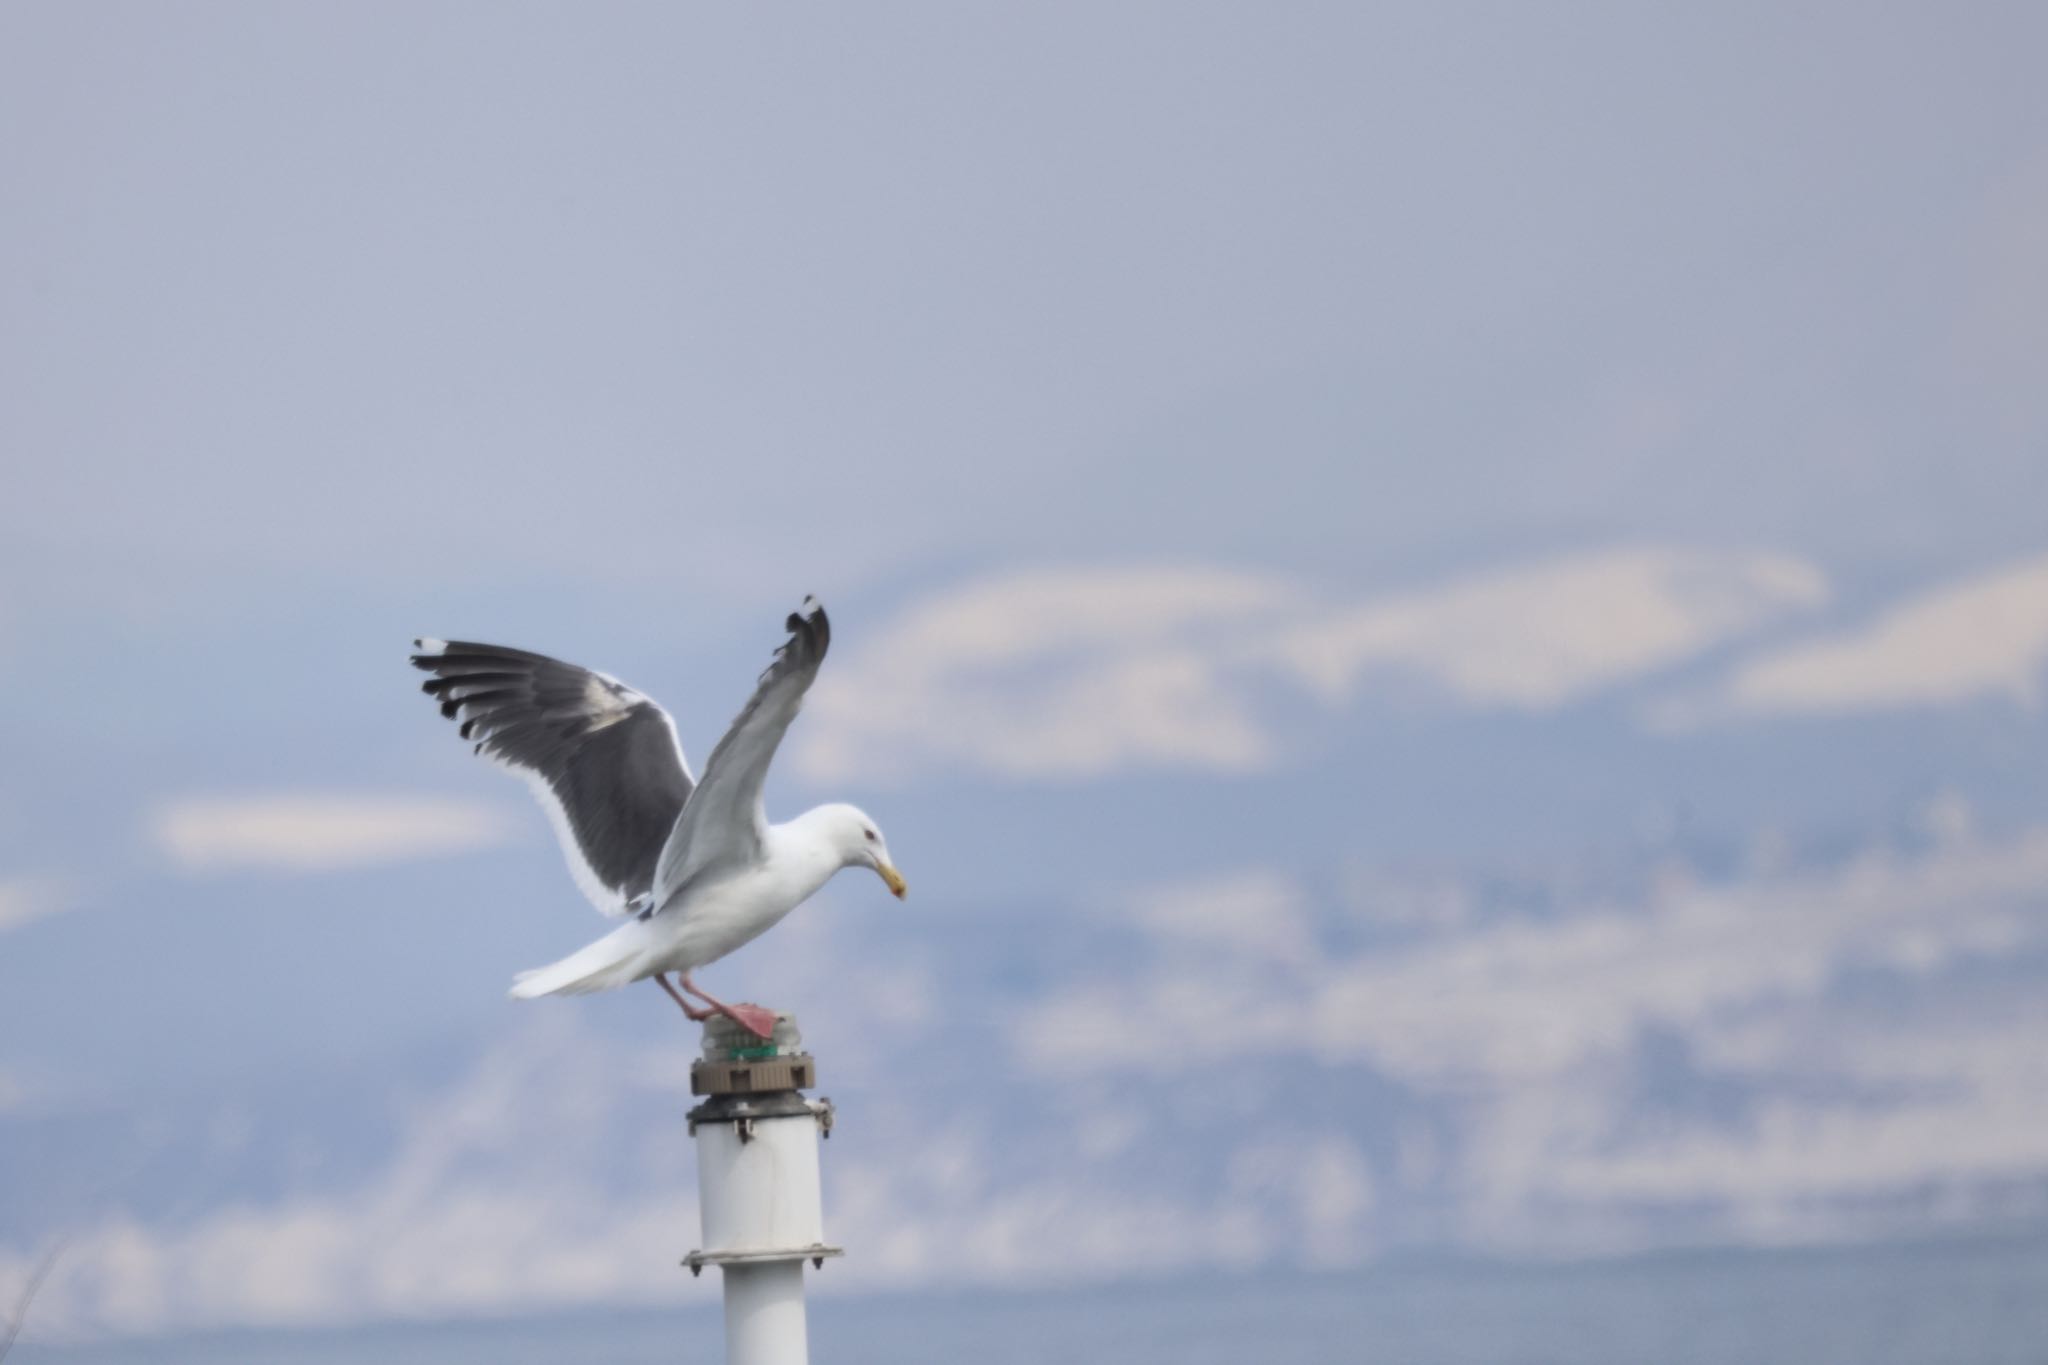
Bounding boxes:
876 861 908 899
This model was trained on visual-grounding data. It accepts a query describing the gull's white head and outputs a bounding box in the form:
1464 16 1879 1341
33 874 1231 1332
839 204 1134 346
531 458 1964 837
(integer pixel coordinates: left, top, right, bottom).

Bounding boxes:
811 802 907 900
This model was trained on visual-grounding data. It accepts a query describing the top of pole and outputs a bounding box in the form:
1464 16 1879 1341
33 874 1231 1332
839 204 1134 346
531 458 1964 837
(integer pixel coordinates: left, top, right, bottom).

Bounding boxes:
701 1012 804 1059
692 1012 817 1097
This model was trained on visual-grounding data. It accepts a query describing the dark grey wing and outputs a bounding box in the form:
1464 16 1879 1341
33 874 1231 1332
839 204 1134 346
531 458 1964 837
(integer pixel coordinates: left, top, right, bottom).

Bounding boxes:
410 638 694 917
651 598 829 907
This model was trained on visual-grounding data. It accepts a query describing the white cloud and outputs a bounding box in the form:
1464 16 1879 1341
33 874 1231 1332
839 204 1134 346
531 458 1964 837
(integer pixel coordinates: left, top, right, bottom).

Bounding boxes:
5 1019 701 1340
814 1107 1381 1290
800 547 1827 783
0 876 77 934
0 1010 1373 1341
1277 546 1827 709
1224 1133 1376 1267
1013 832 2048 1248
1021 835 2048 1084
151 794 514 873
1314 840 2044 1085
800 564 1295 783
1123 869 1315 967
1543 1018 2048 1206
12 830 2048 1338
1669 551 2048 722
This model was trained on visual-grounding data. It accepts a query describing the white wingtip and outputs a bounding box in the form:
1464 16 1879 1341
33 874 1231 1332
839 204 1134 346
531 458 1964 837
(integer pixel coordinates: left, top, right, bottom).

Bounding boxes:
413 637 448 656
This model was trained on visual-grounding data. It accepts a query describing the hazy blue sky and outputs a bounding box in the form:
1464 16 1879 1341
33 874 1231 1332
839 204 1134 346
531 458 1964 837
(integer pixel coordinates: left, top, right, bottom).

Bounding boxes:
6 2 2046 614
4 2 2047 1348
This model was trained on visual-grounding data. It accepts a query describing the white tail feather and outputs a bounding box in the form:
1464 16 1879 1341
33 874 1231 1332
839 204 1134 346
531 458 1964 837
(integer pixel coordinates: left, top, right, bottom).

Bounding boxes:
509 922 649 998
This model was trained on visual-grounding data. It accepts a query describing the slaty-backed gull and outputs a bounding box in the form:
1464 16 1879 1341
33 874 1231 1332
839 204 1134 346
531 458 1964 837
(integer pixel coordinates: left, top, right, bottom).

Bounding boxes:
409 598 904 1037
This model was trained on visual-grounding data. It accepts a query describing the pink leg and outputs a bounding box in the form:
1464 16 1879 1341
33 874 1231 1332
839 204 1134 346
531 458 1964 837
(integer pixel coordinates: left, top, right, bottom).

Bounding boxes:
679 973 779 1039
657 973 713 1022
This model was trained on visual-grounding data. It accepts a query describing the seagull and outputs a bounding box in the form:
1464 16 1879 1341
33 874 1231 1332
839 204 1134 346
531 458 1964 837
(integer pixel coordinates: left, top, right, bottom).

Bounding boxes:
409 598 905 1038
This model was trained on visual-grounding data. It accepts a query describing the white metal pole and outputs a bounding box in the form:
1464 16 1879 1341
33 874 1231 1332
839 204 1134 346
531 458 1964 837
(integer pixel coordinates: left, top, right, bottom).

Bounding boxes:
721 1261 809 1363
685 1013 841 1365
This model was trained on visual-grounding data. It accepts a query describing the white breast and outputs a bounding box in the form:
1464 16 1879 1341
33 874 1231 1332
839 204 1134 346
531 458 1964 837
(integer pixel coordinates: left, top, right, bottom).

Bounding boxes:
652 825 841 973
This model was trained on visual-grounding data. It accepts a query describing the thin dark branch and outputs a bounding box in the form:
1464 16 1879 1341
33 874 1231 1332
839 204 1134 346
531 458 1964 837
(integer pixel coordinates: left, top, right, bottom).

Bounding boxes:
0 1239 66 1364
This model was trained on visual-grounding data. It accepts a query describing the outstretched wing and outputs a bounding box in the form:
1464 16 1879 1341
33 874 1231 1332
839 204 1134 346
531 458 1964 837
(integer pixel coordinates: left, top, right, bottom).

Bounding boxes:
410 639 694 916
651 598 829 908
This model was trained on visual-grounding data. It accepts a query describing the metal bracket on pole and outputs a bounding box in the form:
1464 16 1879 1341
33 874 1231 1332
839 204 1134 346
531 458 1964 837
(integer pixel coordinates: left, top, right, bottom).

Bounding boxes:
682 1245 846 1278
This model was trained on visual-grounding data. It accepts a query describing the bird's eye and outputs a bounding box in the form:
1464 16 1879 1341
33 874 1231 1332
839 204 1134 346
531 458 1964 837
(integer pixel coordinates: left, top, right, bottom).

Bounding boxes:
863 829 877 842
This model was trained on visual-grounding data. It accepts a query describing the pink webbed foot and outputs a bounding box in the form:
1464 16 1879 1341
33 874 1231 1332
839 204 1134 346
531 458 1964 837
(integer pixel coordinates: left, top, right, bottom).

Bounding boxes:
675 974 780 1040
722 1002 781 1040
